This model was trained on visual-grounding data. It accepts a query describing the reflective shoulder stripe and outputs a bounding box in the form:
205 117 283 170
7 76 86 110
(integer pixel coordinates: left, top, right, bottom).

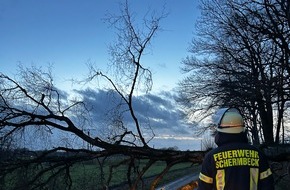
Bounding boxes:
260 168 272 180
199 172 213 184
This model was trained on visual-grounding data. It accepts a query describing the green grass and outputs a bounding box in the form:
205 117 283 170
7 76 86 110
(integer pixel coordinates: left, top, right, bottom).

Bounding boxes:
108 160 201 189
1 157 200 190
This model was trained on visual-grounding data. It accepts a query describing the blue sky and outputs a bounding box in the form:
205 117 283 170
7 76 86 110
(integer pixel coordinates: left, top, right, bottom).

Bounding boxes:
1 0 200 91
0 0 204 150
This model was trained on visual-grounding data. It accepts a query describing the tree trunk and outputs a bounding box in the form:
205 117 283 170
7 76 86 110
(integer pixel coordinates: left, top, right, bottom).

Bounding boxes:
259 103 274 144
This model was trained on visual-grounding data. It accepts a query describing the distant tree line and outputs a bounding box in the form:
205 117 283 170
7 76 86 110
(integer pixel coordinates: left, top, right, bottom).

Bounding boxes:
178 0 290 145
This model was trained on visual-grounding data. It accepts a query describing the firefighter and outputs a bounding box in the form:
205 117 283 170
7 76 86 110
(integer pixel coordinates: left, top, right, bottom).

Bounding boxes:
198 108 274 190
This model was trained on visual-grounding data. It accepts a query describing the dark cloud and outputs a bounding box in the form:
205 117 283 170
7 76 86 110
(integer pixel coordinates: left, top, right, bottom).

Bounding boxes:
75 88 193 137
8 88 198 150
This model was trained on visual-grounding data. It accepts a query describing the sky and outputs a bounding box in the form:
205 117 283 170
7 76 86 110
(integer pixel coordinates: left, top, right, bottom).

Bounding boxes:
0 0 206 151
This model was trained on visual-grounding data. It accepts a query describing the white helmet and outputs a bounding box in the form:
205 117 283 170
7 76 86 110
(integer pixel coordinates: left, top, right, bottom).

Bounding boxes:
212 108 244 134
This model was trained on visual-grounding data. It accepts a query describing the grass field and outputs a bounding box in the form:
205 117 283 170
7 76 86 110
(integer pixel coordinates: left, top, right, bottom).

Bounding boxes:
69 158 200 189
1 156 201 190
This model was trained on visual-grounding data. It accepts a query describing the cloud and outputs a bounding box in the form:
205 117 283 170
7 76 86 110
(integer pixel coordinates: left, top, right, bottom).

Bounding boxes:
9 87 200 151
74 88 195 144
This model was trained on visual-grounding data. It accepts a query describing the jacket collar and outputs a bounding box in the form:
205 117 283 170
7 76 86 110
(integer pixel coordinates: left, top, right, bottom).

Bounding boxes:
215 132 248 146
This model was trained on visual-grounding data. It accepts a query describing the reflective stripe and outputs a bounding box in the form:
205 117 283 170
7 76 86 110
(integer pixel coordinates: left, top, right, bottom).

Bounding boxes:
250 168 259 190
199 172 213 184
216 169 225 190
260 168 272 180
